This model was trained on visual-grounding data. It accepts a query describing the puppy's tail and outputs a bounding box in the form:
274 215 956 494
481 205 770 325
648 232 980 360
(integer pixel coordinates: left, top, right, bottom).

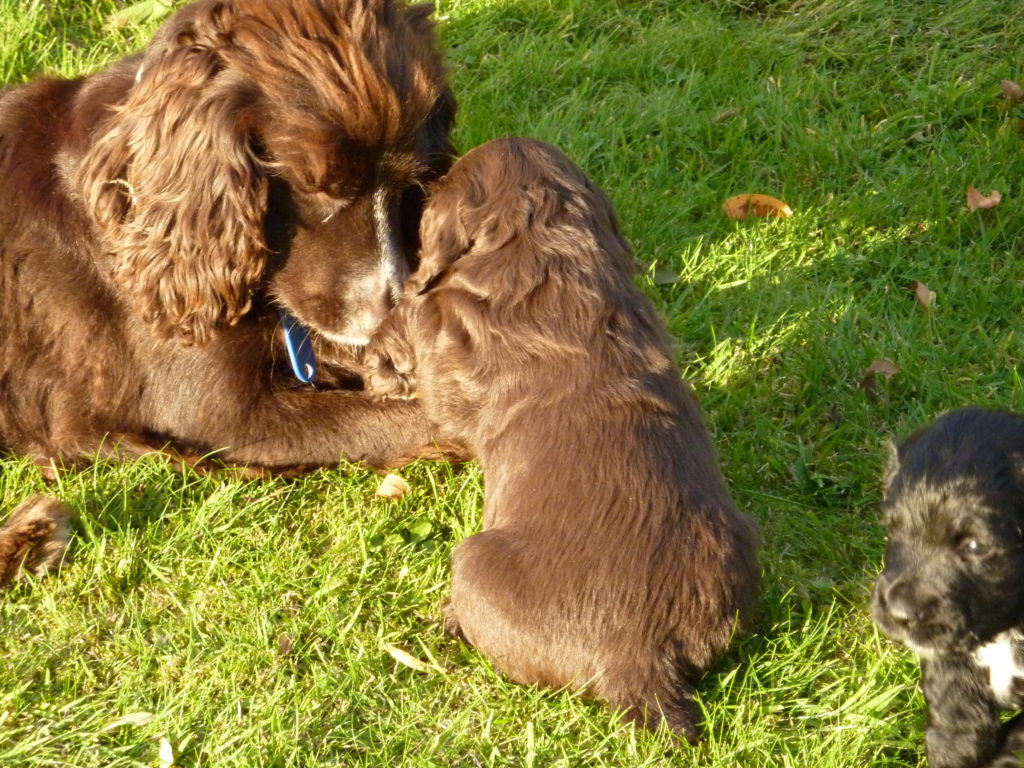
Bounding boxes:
0 495 73 590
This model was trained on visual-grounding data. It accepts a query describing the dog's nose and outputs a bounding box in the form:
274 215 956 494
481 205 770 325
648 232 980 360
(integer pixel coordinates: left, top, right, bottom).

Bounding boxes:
880 578 924 627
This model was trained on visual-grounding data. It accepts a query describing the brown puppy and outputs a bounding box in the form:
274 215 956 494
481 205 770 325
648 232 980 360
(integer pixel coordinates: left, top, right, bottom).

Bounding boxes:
0 496 73 590
363 138 760 739
0 0 456 475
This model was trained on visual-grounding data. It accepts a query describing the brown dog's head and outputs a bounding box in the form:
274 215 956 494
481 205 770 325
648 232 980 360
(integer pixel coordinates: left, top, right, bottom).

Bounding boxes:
871 407 1024 657
77 0 454 346
411 137 633 303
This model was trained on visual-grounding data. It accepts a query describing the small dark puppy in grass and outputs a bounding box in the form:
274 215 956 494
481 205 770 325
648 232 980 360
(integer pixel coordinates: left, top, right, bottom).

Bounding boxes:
873 407 1024 767
0 496 72 590
362 137 760 740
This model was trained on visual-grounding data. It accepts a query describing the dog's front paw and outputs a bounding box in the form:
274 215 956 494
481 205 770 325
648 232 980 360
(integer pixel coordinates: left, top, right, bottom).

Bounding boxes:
441 599 467 640
0 495 73 589
362 348 417 400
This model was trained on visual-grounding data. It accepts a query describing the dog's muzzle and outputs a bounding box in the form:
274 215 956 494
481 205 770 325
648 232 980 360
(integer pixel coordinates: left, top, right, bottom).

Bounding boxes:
871 571 964 656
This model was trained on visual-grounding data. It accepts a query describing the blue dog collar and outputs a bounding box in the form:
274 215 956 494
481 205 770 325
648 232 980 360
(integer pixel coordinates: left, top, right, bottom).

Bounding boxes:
279 310 317 383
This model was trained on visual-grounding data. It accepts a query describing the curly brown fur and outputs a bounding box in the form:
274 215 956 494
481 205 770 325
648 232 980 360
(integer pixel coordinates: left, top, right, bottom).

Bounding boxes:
873 407 1024 767
0 0 457 473
363 138 761 740
0 496 73 589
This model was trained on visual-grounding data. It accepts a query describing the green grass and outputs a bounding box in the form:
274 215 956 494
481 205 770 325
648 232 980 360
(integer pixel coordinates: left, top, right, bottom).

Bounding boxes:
3 0 1024 764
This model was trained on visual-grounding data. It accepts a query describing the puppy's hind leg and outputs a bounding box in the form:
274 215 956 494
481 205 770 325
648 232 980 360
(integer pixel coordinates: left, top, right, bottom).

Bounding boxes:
993 713 1024 767
447 529 702 743
606 663 701 744
444 528 554 687
0 495 73 590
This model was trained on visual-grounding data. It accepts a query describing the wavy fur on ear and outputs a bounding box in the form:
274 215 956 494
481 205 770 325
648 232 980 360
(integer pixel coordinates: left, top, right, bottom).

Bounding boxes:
76 2 268 346
412 184 470 292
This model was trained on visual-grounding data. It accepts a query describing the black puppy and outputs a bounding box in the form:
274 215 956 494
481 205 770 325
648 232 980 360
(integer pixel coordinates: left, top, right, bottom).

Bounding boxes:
872 407 1024 768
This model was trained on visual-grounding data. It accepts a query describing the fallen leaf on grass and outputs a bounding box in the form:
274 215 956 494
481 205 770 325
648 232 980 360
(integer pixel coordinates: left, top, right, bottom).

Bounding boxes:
405 519 433 542
912 281 936 310
860 359 901 395
722 193 793 220
650 262 678 285
105 0 173 30
713 107 741 123
1002 80 1024 101
967 186 1002 211
278 634 293 657
103 711 155 731
383 643 434 673
158 736 175 768
375 473 411 500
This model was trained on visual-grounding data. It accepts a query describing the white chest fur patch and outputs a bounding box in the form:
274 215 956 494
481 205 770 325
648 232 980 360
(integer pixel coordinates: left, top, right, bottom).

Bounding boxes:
973 631 1024 707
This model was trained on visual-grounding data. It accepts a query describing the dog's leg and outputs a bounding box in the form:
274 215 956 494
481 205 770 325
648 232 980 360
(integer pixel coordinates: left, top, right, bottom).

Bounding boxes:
445 527 561 687
360 297 422 400
985 713 1024 767
196 391 465 471
608 665 701 743
446 528 699 742
922 657 1003 768
0 496 73 590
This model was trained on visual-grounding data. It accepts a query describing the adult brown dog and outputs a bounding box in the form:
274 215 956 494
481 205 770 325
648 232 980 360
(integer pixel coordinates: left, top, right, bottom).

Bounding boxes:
363 138 761 739
0 0 456 475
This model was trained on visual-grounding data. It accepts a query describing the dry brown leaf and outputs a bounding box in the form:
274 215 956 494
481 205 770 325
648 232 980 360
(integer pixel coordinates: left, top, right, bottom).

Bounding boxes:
967 186 1002 211
913 281 936 311
860 358 901 395
722 193 794 220
375 473 411 500
1002 79 1024 101
278 634 293 657
713 107 741 123
865 359 900 378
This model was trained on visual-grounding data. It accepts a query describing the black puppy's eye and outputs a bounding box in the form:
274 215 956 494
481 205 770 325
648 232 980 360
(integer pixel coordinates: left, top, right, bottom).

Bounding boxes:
959 538 988 557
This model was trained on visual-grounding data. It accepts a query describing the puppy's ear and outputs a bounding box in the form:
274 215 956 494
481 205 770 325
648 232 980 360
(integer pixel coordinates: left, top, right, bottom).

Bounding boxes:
882 440 901 497
410 188 471 294
76 2 268 346
1010 452 1024 491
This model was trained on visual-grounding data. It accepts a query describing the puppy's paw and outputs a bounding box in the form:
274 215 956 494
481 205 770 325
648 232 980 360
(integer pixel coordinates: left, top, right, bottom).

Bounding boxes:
0 495 73 589
621 696 701 745
441 599 468 641
362 348 417 400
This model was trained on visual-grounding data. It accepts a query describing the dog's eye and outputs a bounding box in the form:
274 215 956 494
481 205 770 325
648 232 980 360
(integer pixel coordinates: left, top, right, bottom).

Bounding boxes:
959 538 988 557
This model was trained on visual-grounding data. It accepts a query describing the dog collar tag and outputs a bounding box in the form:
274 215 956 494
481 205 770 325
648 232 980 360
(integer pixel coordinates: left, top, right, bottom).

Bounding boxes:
279 310 317 383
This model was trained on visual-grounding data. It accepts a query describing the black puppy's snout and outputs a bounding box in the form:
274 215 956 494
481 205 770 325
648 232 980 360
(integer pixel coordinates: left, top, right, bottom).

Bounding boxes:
879 579 916 625
876 573 939 629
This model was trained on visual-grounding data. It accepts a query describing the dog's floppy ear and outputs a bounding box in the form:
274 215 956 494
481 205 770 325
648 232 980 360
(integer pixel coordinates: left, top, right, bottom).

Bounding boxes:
882 440 902 497
884 423 932 497
76 1 268 346
409 185 472 294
